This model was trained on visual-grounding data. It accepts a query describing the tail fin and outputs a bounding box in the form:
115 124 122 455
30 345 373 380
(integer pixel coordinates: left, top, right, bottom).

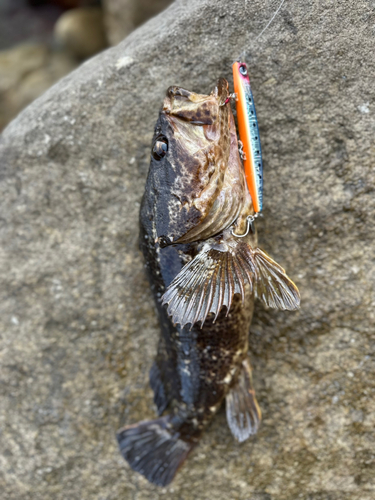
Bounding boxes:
116 416 194 486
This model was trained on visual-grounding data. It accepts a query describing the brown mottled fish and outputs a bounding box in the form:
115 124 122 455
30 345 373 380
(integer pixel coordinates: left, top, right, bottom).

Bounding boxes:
116 78 300 486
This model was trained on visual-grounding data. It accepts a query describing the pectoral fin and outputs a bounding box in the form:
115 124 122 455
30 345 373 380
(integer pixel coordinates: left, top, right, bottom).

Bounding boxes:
252 248 300 311
226 358 261 442
161 243 256 328
161 238 300 328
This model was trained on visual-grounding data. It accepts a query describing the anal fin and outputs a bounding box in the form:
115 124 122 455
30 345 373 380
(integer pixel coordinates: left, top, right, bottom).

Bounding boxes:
226 358 261 442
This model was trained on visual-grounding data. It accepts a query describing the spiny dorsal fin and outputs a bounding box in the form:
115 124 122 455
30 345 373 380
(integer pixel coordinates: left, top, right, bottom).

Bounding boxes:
161 241 300 329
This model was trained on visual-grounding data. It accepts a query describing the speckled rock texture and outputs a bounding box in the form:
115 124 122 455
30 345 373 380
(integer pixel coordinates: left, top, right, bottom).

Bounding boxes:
0 1 374 499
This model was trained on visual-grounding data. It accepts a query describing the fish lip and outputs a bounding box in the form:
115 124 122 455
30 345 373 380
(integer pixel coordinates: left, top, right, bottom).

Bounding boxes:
163 86 192 114
163 96 172 114
167 86 192 99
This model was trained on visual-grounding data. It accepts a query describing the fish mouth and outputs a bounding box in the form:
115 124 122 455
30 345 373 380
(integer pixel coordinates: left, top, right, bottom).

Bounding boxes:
163 79 229 124
163 87 218 126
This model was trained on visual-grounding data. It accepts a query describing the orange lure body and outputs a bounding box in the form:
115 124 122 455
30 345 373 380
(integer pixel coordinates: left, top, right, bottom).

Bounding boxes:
232 62 263 213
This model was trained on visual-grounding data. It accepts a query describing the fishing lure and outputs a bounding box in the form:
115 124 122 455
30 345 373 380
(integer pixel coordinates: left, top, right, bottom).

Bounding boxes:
232 61 263 214
231 0 287 213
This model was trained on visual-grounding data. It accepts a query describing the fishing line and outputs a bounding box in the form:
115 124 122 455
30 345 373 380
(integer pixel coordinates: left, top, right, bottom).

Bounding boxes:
236 0 288 62
255 0 287 43
230 0 288 237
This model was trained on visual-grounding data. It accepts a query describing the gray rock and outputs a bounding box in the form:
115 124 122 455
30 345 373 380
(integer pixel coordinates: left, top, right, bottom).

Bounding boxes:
103 0 174 45
0 0 374 499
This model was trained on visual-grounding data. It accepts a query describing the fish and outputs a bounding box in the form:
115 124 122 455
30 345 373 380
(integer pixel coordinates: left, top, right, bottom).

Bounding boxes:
232 61 264 214
116 78 300 487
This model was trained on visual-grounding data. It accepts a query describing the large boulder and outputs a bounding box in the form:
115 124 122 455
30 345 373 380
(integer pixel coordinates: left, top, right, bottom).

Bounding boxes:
0 1 373 499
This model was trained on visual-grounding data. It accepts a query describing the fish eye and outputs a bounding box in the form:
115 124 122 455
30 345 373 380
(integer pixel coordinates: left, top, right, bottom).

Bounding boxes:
152 136 168 161
239 64 247 76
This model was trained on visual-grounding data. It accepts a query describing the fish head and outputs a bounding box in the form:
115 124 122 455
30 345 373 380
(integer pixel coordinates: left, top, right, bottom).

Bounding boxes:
144 79 249 247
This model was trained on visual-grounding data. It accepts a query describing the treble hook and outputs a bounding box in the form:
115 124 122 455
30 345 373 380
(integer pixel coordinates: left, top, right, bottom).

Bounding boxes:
219 93 237 106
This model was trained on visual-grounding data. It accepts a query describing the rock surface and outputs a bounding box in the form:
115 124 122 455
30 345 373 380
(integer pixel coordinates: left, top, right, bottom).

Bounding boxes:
0 1 374 499
103 0 174 45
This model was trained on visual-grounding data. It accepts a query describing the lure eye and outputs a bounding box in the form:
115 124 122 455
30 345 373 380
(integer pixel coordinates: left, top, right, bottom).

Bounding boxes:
239 64 247 76
152 137 168 160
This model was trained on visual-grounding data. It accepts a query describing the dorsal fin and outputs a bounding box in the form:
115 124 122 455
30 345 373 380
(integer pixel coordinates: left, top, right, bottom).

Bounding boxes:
161 240 300 329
